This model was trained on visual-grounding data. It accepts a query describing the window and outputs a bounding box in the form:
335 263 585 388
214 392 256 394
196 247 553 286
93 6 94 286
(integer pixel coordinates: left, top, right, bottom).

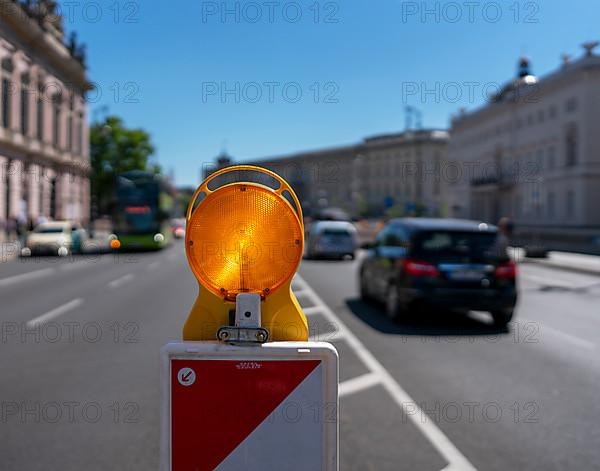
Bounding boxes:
566 97 578 113
66 94 75 152
549 105 557 119
2 78 11 129
565 124 578 167
3 159 9 221
547 146 556 170
536 150 544 172
37 83 44 141
547 192 555 219
20 74 29 136
384 225 409 247
53 105 61 148
1 57 13 130
375 227 389 246
77 113 83 155
67 113 72 151
566 190 575 218
52 93 62 149
433 159 440 196
413 231 498 260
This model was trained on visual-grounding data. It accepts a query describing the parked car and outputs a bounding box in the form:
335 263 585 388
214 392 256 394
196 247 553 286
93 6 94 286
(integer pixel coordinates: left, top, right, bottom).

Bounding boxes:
23 221 87 256
359 218 518 327
313 207 351 222
306 221 357 260
171 218 186 239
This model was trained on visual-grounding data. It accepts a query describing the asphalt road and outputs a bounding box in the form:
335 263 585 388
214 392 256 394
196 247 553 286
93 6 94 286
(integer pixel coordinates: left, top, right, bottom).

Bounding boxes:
1 242 599 470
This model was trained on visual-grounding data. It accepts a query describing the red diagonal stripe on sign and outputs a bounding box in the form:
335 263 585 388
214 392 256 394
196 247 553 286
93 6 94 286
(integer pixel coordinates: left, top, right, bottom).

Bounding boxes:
171 359 321 471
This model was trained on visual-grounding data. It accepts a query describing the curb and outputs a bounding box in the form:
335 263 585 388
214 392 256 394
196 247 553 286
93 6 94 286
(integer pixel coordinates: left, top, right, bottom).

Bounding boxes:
521 259 600 277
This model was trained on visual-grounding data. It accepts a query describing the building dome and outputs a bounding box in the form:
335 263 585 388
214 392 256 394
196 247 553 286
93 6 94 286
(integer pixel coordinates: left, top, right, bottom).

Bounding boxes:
518 56 531 78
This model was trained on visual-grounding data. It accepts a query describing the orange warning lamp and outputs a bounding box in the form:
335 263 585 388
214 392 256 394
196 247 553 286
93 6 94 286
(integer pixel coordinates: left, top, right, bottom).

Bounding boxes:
183 165 308 342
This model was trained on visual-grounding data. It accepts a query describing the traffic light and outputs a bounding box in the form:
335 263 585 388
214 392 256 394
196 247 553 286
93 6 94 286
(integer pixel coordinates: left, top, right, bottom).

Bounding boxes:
183 165 309 341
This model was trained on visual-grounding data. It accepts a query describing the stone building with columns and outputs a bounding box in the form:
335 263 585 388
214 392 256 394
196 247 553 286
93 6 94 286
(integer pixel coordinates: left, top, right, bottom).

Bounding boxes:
0 1 92 240
204 129 450 218
448 42 600 252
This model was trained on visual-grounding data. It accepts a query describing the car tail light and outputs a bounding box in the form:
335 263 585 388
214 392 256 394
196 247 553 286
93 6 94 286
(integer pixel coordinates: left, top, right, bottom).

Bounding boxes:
402 258 440 278
495 260 517 279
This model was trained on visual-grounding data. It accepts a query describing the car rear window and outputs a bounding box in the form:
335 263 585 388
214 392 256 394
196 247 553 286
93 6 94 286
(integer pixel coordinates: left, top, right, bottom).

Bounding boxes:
35 227 64 234
412 230 498 260
322 228 352 237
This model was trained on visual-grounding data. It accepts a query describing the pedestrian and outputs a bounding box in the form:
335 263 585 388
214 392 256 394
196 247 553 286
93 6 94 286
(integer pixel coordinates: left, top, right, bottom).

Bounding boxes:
492 217 514 259
15 218 24 244
7 218 17 241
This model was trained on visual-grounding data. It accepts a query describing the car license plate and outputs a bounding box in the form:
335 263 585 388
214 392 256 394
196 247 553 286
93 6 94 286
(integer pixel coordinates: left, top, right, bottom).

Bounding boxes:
450 270 484 281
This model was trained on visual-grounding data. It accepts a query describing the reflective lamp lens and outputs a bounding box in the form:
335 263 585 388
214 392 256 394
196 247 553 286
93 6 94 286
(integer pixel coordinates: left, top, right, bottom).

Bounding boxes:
187 183 303 299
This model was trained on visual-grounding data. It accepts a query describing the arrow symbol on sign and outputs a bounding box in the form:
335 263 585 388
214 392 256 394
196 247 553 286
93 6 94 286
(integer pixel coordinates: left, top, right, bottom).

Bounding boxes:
178 367 196 386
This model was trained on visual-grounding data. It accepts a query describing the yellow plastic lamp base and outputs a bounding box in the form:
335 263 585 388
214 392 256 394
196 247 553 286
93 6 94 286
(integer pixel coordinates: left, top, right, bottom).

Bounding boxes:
183 165 308 342
183 279 308 342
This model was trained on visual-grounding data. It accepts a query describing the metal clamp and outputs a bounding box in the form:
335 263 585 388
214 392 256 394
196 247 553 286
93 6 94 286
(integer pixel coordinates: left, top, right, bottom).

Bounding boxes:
216 293 269 344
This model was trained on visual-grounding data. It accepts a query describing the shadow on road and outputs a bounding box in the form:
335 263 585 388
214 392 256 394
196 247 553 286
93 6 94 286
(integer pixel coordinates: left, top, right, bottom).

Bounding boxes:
345 298 510 338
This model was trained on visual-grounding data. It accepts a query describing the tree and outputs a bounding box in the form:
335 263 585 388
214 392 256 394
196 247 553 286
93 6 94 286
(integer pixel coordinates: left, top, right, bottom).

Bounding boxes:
90 116 158 216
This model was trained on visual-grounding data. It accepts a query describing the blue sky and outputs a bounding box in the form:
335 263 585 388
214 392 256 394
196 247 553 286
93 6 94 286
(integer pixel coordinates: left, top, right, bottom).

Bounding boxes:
66 1 600 186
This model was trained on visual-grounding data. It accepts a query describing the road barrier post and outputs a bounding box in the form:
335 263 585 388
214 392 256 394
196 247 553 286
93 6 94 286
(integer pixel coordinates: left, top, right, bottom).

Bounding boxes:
160 165 339 470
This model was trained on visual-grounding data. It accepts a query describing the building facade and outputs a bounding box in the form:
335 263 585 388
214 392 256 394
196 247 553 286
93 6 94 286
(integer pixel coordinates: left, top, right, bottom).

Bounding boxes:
0 1 92 240
206 129 449 218
448 43 600 251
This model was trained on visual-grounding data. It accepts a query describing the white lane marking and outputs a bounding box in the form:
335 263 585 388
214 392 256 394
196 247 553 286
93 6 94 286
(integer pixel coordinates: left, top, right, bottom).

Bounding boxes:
309 331 345 342
339 372 381 398
59 257 109 272
294 274 477 471
107 273 134 289
293 289 310 298
27 298 83 327
441 465 466 471
302 306 323 316
59 262 89 272
521 317 595 350
0 268 56 288
520 274 575 289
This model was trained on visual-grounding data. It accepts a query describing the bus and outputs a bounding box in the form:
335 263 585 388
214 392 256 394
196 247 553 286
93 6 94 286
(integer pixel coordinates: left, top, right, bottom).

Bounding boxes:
113 171 175 250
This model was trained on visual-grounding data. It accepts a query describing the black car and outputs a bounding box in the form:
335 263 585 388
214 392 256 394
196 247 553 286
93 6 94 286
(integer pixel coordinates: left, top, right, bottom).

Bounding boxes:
359 218 518 327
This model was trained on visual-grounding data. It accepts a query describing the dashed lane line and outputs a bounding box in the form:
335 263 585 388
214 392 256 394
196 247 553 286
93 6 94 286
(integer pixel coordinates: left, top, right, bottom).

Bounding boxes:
0 268 56 288
107 273 135 289
27 298 84 327
302 306 323 316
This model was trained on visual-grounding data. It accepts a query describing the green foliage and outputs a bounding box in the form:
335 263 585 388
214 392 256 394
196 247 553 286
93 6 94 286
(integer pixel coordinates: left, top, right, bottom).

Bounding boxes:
385 204 405 219
176 189 195 218
90 116 158 215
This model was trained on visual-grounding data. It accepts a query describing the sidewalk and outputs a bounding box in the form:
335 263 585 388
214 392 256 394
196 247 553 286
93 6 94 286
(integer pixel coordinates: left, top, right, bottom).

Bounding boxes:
518 250 600 276
0 240 21 263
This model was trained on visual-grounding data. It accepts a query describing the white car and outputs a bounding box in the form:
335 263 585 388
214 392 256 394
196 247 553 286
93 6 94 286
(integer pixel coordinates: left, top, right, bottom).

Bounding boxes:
306 221 358 260
24 221 87 256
